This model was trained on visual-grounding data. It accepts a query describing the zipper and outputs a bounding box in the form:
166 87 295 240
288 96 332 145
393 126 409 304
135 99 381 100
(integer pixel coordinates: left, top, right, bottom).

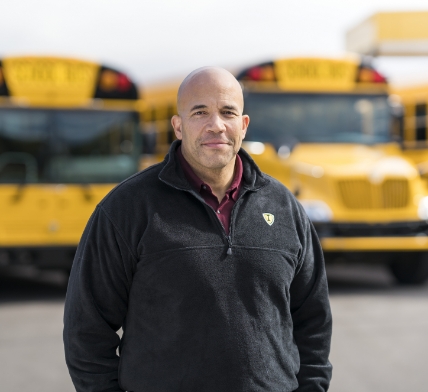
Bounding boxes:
213 187 251 256
226 235 232 255
170 184 251 257
192 191 237 256
225 187 251 255
205 204 233 256
180 188 232 255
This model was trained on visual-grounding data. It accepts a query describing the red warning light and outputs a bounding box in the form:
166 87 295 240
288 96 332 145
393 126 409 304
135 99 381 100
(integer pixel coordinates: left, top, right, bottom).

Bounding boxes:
358 67 387 84
372 70 387 83
247 67 263 81
117 73 131 91
241 65 276 82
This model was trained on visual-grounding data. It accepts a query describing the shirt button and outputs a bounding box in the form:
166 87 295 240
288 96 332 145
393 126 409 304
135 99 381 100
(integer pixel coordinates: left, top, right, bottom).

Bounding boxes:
217 210 221 214
202 185 206 189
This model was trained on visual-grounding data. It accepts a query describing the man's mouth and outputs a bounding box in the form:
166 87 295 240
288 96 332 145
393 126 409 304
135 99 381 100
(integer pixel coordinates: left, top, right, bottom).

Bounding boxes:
201 140 231 148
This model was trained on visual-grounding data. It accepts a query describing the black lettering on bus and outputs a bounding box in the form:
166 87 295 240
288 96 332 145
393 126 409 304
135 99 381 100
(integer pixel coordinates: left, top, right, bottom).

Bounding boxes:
287 63 319 79
15 62 28 81
329 64 345 79
32 62 54 83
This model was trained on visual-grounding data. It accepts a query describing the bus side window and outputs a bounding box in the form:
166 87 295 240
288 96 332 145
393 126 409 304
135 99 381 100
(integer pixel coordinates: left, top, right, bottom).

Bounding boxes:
415 102 427 141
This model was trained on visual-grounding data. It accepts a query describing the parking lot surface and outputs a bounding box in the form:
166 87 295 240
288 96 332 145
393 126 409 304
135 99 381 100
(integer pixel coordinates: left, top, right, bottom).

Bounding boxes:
1 263 427 392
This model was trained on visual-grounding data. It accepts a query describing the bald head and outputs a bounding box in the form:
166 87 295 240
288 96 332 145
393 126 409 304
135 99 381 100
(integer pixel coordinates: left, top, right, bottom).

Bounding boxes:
170 65 249 183
177 67 244 115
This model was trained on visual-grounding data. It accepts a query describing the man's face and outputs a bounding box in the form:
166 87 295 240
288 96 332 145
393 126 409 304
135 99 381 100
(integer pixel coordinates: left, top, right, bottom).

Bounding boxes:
171 71 249 173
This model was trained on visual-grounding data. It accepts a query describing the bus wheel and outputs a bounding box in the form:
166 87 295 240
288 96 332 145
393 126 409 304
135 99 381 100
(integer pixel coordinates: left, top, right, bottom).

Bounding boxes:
388 253 428 285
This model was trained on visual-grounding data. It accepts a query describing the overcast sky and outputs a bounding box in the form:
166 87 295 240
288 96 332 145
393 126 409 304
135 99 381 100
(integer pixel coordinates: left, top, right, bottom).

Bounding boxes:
2 0 428 86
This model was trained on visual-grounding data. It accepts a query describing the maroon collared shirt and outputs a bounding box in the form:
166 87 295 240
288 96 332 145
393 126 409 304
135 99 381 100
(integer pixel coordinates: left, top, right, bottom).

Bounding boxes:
176 146 243 235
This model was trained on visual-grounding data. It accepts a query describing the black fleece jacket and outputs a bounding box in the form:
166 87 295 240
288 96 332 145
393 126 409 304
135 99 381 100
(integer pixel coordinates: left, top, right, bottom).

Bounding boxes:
63 140 332 392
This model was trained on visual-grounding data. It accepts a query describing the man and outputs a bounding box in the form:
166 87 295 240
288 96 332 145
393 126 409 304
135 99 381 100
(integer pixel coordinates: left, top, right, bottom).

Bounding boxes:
64 67 332 392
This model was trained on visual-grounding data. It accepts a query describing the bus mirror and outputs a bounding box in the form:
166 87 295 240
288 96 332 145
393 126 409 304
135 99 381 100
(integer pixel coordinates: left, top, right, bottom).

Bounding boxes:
391 114 404 145
389 95 404 143
278 145 291 159
418 162 428 180
276 136 299 157
141 124 157 155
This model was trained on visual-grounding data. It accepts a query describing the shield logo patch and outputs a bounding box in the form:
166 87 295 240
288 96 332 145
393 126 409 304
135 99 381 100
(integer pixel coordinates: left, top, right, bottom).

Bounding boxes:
263 213 274 226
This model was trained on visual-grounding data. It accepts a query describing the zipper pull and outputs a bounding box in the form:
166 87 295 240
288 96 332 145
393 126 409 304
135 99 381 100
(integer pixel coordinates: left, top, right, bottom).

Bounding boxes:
227 236 232 255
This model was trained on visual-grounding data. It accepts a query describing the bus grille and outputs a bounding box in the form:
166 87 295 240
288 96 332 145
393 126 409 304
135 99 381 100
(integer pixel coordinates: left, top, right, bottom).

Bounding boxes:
338 179 409 209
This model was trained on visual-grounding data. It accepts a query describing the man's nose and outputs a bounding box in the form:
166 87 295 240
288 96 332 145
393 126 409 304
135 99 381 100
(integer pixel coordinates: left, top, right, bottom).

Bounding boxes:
207 113 226 133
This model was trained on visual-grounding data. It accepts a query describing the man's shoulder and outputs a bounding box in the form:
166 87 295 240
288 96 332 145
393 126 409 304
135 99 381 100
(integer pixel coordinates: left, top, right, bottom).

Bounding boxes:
259 173 309 223
261 172 295 199
99 161 166 210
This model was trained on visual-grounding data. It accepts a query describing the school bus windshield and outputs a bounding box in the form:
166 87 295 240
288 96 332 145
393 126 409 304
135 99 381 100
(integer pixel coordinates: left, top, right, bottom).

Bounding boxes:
0 108 139 184
243 92 392 148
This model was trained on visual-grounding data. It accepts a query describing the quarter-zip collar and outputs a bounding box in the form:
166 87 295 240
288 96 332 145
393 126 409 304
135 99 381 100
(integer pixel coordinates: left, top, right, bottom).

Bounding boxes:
158 140 270 192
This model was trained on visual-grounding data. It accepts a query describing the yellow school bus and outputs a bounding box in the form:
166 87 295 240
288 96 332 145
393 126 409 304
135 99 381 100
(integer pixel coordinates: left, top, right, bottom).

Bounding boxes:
142 57 428 284
346 11 428 57
0 56 141 271
393 84 428 161
139 81 179 168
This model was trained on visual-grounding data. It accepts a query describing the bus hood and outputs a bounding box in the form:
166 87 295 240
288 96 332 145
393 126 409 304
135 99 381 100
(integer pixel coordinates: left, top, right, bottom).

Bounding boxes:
289 143 419 180
245 142 426 222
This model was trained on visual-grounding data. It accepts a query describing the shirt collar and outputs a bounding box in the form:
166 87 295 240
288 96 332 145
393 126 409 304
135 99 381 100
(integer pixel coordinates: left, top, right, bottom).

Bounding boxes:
176 146 243 201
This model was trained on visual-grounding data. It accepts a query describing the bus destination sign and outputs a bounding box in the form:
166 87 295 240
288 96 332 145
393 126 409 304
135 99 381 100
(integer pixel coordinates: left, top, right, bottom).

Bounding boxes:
274 58 358 91
2 57 99 105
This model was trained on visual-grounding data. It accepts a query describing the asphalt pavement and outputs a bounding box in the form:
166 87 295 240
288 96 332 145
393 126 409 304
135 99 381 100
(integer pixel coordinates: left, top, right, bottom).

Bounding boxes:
1 263 427 392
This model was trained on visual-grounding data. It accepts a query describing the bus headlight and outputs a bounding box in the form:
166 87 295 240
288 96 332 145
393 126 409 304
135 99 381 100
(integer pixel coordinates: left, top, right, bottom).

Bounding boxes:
242 141 265 155
418 196 428 220
299 200 333 222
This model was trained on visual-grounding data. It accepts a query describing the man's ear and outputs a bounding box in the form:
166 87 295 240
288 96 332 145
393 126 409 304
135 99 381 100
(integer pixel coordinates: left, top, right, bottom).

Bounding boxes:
241 114 250 138
171 115 183 140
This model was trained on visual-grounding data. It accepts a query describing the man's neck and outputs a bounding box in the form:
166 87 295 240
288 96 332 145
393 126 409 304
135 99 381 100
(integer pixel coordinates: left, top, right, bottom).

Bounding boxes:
185 156 236 203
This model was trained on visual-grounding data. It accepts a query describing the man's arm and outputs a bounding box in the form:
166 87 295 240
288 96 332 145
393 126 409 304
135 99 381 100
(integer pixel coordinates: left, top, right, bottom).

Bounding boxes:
63 206 136 392
290 220 333 392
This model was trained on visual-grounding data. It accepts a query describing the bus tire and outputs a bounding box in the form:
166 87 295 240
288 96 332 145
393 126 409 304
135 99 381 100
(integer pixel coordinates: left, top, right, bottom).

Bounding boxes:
388 253 428 285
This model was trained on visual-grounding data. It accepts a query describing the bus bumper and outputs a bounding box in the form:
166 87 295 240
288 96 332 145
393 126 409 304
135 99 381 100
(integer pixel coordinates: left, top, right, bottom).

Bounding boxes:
0 246 76 270
320 236 428 251
314 221 428 252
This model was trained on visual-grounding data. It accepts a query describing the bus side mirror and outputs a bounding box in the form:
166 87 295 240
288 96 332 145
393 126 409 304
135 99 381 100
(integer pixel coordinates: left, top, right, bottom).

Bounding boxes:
417 161 428 181
141 124 157 155
389 96 404 144
391 112 404 144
